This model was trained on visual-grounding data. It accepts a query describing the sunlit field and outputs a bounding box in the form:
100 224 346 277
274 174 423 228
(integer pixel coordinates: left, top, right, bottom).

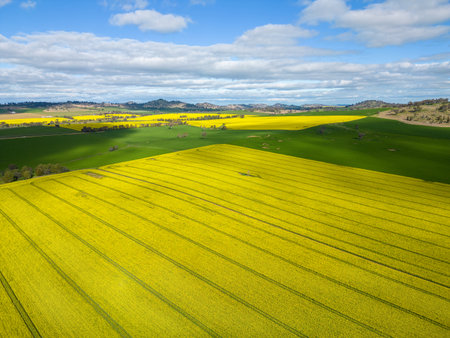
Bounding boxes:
187 115 365 130
1 144 448 336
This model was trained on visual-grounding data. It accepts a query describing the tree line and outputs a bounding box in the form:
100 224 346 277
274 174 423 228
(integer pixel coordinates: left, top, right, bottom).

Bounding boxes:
1 163 69 184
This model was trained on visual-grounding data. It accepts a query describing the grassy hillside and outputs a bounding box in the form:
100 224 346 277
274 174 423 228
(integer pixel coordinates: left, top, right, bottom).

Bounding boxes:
1 115 449 183
0 126 78 139
233 117 450 183
0 125 254 171
380 102 450 126
1 145 448 336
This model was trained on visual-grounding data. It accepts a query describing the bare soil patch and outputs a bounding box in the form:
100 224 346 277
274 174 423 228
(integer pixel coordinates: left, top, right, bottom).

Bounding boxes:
84 172 105 179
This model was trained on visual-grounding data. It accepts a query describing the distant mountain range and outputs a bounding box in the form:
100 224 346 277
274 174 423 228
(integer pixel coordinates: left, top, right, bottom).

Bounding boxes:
2 99 341 112
120 99 344 111
3 98 447 112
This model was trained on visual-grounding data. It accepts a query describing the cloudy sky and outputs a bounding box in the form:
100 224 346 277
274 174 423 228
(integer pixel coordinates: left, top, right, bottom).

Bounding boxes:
0 0 449 104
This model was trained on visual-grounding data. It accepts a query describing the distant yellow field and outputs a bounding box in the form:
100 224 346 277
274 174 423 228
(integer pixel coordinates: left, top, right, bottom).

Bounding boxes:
187 115 365 130
127 113 237 122
61 113 238 131
0 113 136 128
0 145 448 336
71 113 137 121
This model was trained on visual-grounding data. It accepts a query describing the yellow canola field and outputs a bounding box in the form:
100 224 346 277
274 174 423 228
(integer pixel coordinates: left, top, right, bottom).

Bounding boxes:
71 113 137 121
60 113 238 131
0 144 449 337
127 113 237 122
187 114 365 130
0 114 134 127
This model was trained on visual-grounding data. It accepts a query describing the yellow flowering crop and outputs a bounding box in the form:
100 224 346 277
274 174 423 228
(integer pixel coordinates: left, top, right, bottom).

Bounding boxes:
71 113 137 121
127 113 237 122
0 144 448 336
186 115 365 130
60 113 239 131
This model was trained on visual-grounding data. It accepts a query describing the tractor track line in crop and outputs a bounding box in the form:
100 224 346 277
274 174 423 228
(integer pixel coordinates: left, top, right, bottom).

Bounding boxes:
113 165 450 284
66 174 450 330
166 154 450 235
205 146 450 199
32 182 308 337
0 266 41 337
0 199 131 338
44 179 388 337
186 150 450 218
20 184 220 338
100 167 450 291
132 160 450 255
220 150 450 212
124 161 450 267
98 168 450 301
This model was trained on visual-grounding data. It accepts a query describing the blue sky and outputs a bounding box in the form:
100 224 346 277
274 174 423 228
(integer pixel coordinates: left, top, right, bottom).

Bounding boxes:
0 0 449 104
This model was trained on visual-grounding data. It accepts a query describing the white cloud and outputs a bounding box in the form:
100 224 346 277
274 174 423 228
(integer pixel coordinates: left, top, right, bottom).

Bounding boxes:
235 24 316 46
300 0 348 24
110 9 191 33
0 0 12 8
300 0 450 47
0 30 447 103
20 1 36 9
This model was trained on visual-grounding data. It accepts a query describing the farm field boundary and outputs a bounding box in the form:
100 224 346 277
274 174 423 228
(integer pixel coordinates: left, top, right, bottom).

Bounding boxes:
0 144 448 336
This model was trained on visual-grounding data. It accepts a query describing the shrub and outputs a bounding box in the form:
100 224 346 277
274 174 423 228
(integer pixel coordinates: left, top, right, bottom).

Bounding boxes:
20 166 33 180
35 163 68 176
34 164 50 176
2 169 20 183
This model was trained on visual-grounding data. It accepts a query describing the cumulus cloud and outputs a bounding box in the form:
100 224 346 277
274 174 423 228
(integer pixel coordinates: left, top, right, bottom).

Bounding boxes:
110 9 191 33
300 0 450 47
0 30 447 103
20 1 36 9
0 0 11 8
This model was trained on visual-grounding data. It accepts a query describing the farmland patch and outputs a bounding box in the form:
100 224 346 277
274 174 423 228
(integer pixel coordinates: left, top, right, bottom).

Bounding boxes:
0 144 448 336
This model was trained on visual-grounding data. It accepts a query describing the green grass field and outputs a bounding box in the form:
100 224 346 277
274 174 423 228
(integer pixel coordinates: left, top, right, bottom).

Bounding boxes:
0 125 252 171
0 126 78 139
1 115 449 183
0 108 48 115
